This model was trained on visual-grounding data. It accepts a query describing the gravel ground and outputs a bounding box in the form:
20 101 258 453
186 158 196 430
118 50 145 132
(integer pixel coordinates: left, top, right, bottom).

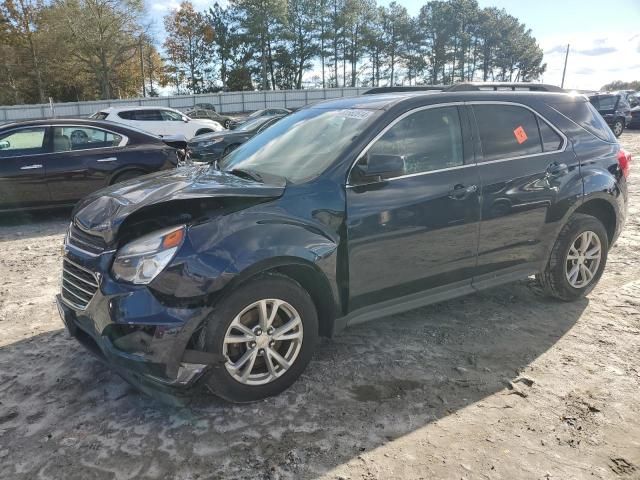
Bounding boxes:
0 131 639 480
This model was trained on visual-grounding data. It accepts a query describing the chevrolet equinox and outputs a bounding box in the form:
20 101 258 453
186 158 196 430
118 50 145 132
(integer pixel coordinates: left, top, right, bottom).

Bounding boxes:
57 84 631 403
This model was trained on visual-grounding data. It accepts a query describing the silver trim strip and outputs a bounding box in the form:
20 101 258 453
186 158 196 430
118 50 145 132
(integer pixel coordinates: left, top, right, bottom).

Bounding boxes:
62 277 96 297
96 157 118 163
62 285 90 304
20 164 43 170
60 258 100 311
62 268 99 289
346 100 568 187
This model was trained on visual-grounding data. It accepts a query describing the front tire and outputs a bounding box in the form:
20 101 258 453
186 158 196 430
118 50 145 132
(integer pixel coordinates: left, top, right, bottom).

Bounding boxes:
200 274 318 403
612 119 624 137
536 213 609 301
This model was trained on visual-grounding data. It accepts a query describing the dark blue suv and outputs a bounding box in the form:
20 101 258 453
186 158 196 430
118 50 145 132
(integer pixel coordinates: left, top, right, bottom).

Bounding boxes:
57 84 631 403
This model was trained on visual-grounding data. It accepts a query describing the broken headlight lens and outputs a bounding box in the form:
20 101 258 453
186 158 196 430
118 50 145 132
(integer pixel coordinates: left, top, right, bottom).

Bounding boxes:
112 225 185 284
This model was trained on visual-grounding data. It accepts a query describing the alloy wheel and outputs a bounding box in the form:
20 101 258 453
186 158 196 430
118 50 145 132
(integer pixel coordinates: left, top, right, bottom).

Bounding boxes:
565 230 602 289
222 299 303 386
613 121 623 136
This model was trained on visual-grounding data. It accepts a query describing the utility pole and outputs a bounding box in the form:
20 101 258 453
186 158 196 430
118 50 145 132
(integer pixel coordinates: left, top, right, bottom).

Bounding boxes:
561 44 570 89
139 36 146 97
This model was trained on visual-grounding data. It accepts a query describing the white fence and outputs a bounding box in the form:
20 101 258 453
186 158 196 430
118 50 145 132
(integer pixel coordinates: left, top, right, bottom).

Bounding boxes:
0 87 372 123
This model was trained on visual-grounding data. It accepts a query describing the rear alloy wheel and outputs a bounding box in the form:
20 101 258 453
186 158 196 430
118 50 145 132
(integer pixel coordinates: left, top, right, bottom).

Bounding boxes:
224 120 230 129
565 231 602 289
536 213 608 301
200 274 318 402
612 119 624 137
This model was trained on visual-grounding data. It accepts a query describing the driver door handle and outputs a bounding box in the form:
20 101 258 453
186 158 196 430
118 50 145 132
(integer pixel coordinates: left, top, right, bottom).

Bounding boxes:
96 157 118 163
448 184 478 200
20 164 43 170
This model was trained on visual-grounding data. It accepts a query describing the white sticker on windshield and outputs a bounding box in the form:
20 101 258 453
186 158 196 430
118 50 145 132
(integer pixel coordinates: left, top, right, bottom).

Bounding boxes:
339 109 374 120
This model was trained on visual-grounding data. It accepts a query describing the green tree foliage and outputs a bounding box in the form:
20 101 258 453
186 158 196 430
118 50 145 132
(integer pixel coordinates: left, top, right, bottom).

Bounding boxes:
163 1 215 94
0 0 550 104
0 0 166 104
600 80 640 91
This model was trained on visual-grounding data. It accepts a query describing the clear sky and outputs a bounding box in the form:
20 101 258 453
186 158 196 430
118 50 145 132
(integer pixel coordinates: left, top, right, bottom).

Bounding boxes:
147 0 640 91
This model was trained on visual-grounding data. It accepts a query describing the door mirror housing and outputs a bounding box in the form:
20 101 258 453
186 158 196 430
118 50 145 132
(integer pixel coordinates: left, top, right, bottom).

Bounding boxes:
182 116 190 123
0 140 10 150
354 154 405 183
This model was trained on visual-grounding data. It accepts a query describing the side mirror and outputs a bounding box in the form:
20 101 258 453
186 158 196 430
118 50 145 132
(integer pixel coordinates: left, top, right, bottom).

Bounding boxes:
182 116 190 123
355 154 405 182
0 140 10 150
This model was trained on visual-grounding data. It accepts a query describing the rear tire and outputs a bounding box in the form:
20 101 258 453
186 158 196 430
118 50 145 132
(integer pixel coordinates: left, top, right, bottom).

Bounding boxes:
224 120 230 129
612 119 624 137
536 213 609 301
200 274 318 403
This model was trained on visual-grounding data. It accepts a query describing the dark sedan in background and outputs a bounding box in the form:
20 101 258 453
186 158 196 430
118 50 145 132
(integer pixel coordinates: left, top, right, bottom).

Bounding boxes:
0 119 181 212
228 108 291 129
188 115 284 163
184 108 236 129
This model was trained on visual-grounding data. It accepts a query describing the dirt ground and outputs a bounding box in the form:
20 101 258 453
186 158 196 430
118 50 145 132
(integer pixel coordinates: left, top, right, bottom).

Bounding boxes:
0 132 639 480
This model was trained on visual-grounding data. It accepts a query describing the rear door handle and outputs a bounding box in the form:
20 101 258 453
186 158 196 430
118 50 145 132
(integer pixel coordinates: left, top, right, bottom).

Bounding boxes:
96 157 118 163
448 184 478 200
20 164 43 170
546 162 568 176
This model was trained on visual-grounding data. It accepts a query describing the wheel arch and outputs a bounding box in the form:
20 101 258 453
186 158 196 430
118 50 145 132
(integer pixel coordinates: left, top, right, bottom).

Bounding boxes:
574 198 617 244
217 256 340 338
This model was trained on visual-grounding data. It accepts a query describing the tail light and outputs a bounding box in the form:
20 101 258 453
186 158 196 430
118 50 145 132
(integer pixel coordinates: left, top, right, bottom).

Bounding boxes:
617 148 631 178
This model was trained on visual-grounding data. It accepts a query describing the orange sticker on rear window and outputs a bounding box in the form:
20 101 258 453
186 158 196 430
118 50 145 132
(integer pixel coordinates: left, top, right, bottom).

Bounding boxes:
513 126 528 144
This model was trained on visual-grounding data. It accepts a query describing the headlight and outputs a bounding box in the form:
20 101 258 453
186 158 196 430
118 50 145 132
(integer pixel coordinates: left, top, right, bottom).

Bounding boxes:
197 138 223 148
112 225 186 284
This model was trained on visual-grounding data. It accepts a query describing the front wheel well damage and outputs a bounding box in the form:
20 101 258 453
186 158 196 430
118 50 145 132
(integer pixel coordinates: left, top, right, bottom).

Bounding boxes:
574 199 616 244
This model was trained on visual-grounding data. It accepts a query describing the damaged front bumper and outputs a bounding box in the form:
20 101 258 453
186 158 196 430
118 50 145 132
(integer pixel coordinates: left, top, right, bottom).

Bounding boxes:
56 248 221 396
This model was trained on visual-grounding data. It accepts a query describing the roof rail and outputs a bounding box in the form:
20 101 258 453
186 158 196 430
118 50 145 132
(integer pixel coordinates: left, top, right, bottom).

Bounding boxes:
444 82 564 93
362 86 445 95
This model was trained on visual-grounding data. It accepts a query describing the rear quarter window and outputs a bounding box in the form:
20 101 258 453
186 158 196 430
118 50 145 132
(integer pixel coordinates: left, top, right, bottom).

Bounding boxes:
549 100 617 143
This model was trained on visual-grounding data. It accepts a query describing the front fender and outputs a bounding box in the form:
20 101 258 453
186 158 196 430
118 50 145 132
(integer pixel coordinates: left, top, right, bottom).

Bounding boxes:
151 211 341 309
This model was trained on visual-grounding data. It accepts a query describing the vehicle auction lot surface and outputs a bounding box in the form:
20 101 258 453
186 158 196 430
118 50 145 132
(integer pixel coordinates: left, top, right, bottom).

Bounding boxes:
1 133 639 480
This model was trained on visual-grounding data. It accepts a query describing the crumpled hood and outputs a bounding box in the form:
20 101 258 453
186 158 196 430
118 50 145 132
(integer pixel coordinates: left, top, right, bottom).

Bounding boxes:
73 166 286 243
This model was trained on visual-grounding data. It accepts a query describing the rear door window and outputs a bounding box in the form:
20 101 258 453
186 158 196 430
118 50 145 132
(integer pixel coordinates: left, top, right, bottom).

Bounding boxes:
160 110 184 121
594 95 617 111
119 110 162 121
472 104 543 161
52 127 123 152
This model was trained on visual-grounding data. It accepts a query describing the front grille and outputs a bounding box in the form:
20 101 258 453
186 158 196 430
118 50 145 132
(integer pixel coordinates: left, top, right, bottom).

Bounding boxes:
61 260 99 310
68 225 107 255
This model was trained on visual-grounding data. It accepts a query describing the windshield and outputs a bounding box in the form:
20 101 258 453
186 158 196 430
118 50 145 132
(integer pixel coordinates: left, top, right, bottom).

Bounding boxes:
218 107 380 183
